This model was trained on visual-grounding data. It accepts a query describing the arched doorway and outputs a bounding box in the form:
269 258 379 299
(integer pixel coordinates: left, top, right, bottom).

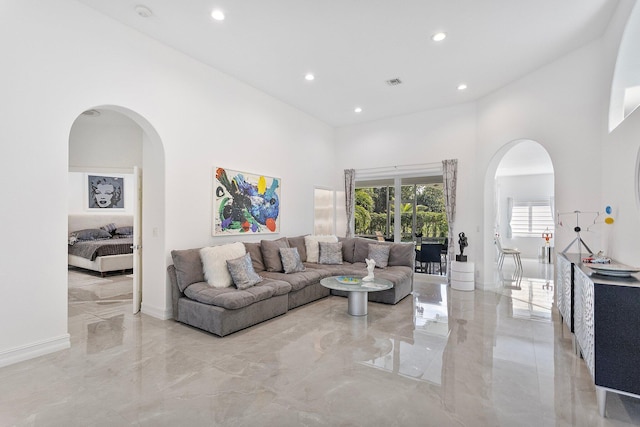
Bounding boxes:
68 105 165 316
482 140 555 286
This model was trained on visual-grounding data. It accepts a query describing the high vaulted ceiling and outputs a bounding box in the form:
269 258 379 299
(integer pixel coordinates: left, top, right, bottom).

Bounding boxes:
77 0 619 127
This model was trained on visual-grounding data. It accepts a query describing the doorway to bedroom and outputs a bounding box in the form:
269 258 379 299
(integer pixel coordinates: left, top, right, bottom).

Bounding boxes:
67 108 142 314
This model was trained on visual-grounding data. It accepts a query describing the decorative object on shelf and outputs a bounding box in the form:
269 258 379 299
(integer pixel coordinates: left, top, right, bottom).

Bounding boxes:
213 167 280 236
582 251 611 264
363 258 376 281
456 232 468 262
542 228 553 245
586 263 640 278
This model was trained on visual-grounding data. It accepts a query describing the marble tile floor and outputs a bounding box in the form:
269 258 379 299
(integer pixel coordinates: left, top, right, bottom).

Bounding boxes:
1 263 640 426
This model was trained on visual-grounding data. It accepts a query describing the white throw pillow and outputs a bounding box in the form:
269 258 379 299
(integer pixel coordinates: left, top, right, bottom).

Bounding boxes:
304 235 338 263
200 242 246 288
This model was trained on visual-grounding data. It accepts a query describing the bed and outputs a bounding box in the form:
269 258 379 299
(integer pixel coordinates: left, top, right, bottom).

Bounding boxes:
68 214 134 276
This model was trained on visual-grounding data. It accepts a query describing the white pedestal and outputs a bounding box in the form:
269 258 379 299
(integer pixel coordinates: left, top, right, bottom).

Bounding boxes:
451 261 475 291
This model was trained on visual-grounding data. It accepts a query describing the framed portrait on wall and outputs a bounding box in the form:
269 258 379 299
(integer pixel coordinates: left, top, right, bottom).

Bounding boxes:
86 173 125 210
213 167 281 236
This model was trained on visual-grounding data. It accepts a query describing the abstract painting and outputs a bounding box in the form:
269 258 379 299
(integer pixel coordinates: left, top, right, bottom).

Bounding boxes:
87 174 125 210
213 167 281 235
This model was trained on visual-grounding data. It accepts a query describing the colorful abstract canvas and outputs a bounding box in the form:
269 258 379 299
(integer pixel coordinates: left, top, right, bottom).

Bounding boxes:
213 167 281 235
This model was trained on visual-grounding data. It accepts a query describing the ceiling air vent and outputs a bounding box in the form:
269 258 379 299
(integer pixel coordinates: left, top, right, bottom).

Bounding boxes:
386 78 403 86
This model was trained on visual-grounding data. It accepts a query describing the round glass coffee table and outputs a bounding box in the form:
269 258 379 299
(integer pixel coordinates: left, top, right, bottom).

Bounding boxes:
320 276 393 316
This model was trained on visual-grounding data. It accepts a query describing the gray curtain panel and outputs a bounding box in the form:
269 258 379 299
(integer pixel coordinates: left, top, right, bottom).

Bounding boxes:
442 159 458 281
344 169 356 238
506 197 513 239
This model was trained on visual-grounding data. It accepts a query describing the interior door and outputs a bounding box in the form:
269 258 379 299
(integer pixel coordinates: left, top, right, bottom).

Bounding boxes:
133 166 142 314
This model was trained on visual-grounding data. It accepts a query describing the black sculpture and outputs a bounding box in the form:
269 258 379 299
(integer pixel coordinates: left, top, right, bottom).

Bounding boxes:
456 232 468 262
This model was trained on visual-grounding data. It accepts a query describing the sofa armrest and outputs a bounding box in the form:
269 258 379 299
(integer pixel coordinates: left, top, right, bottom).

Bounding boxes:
168 265 182 320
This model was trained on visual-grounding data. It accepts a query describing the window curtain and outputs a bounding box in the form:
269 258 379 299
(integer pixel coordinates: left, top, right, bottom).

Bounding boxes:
506 197 513 238
344 169 356 237
442 159 458 281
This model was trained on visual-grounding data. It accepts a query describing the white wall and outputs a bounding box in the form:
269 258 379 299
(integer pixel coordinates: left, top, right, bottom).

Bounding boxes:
69 110 143 171
335 28 624 288
335 103 478 249
0 0 335 366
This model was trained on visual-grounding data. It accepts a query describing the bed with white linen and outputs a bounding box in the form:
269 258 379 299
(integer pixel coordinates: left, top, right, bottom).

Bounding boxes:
68 214 134 276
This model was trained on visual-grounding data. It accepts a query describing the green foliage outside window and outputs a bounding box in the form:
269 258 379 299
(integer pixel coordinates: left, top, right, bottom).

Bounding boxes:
355 185 448 239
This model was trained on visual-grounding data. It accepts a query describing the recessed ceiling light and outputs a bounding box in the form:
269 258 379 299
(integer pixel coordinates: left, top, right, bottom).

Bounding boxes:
82 109 101 117
211 9 225 21
354 107 363 113
457 83 468 91
432 32 447 42
135 5 152 18
304 73 315 81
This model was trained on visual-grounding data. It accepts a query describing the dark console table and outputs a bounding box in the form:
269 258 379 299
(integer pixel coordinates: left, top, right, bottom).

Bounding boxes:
557 253 640 417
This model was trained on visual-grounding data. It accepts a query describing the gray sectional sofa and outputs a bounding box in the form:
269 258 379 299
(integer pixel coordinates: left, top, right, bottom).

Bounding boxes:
168 236 415 336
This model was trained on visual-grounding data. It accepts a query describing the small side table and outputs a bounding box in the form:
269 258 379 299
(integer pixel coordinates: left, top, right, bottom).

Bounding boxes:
539 245 553 264
451 261 474 291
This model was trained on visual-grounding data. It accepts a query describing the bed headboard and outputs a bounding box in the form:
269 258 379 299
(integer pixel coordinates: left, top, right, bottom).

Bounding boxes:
68 214 134 233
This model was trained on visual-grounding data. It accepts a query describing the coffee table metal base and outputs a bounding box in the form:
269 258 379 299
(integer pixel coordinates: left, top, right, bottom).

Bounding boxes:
348 292 368 316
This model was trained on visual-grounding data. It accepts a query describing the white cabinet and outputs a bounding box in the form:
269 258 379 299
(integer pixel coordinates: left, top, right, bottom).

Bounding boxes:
451 261 474 291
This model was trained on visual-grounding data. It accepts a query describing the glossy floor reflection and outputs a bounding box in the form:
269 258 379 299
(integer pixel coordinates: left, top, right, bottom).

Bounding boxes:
1 263 640 426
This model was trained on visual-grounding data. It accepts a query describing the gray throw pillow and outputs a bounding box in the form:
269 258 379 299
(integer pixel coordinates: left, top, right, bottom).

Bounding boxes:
114 226 133 236
226 253 263 290
319 241 343 265
100 223 117 234
368 244 390 268
261 237 290 272
71 228 112 241
280 247 305 274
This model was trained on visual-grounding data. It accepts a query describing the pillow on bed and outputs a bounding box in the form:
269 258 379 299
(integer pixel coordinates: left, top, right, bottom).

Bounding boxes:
100 223 117 234
70 228 112 241
114 226 134 236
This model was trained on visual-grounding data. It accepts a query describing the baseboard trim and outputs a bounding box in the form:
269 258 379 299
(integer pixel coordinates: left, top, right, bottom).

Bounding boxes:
0 334 70 368
141 303 172 320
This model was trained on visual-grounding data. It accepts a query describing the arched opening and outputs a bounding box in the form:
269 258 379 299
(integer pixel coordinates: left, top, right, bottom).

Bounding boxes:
67 105 165 318
482 140 555 287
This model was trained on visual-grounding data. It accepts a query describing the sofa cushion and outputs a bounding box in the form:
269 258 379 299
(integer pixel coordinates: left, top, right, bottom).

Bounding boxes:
171 248 205 292
388 242 416 267
287 235 308 262
259 278 293 296
184 281 275 310
339 237 356 263
305 235 338 263
368 243 390 268
260 269 328 292
244 242 266 272
319 241 343 265
354 237 372 263
227 253 263 290
261 237 290 272
280 247 305 273
200 242 246 288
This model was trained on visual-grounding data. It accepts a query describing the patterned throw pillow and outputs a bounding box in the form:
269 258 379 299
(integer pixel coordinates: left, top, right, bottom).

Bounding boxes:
226 253 263 290
100 223 117 234
280 247 305 274
368 244 390 268
319 241 343 265
304 235 338 263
